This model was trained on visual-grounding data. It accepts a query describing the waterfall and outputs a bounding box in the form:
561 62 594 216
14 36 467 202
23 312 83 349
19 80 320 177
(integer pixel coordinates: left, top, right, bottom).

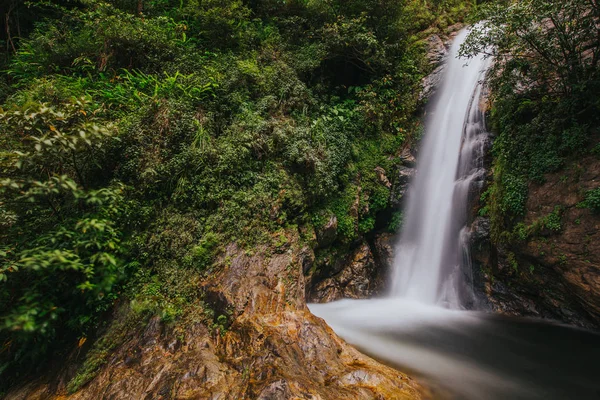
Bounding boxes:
390 29 490 307
309 28 600 400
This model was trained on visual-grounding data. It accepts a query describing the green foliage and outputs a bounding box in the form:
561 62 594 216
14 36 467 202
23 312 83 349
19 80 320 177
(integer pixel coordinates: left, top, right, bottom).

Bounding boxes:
462 0 600 99
507 251 519 273
387 211 404 233
465 0 600 240
0 97 128 384
542 206 563 232
581 188 600 213
0 0 475 391
8 3 187 80
512 222 529 242
498 173 528 216
192 232 219 271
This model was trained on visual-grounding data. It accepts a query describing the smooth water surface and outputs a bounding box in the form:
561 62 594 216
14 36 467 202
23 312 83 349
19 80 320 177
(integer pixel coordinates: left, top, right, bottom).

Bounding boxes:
310 299 600 400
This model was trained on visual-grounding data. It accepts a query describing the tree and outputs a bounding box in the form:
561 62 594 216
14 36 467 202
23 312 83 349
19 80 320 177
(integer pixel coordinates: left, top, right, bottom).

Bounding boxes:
461 0 600 98
0 96 125 380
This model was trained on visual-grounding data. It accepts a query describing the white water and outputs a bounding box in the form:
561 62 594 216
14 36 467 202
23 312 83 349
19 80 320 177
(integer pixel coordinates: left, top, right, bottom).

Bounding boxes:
310 299 600 399
390 28 489 307
310 28 600 399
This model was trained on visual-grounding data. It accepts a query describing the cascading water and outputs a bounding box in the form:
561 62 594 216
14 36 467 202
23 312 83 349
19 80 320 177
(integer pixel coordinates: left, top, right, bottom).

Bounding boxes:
390 28 490 308
310 28 600 400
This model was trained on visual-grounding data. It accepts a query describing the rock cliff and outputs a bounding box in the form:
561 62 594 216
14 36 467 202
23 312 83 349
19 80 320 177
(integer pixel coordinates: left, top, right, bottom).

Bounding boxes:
470 156 600 329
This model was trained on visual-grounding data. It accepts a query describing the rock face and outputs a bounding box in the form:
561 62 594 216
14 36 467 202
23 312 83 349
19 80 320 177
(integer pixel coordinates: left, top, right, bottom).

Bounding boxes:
307 240 383 303
375 166 392 189
316 214 338 249
470 156 600 329
420 34 448 103
420 25 465 104
306 232 398 303
7 230 423 399
390 166 415 209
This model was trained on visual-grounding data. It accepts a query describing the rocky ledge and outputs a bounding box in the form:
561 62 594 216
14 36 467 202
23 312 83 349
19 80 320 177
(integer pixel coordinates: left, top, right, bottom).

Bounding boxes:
6 230 423 400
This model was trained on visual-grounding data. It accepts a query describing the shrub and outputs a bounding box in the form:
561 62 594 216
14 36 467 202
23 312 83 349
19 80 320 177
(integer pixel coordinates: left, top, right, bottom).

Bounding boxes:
583 188 600 213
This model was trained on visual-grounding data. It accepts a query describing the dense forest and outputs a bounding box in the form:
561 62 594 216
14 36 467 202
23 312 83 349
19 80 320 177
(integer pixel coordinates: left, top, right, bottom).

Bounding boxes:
0 0 471 393
1 0 600 398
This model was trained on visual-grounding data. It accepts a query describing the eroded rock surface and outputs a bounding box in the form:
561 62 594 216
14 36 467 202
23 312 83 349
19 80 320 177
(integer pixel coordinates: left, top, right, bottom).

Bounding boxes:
390 166 415 209
316 215 338 249
420 35 448 102
307 241 383 303
420 25 465 104
470 156 600 329
7 231 423 400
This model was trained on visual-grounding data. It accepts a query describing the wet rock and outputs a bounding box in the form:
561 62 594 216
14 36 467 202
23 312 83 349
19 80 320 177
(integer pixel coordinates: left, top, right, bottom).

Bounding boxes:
390 166 415 209
419 27 467 104
470 216 490 243
470 155 600 329
316 214 338 249
425 34 447 65
257 380 291 400
421 65 445 103
400 147 417 167
375 166 392 188
420 35 448 103
446 23 464 36
308 241 382 303
373 232 396 273
299 245 315 275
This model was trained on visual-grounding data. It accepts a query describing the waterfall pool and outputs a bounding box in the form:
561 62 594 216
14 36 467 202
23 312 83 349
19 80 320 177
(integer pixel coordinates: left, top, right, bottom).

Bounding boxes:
310 299 600 400
310 27 600 400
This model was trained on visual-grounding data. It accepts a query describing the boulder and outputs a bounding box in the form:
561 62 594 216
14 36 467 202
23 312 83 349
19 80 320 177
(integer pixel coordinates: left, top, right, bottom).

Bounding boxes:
316 214 338 249
308 241 383 303
6 231 423 400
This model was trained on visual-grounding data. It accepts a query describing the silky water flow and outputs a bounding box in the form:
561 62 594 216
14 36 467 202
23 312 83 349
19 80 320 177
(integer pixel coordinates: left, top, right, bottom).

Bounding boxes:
310 28 600 400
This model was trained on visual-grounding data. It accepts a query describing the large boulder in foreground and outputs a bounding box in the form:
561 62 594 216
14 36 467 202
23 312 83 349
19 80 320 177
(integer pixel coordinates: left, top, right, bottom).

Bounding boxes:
6 230 423 400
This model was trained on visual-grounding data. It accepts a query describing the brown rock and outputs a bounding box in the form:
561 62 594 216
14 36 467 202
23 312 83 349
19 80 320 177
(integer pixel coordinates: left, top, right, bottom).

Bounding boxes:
309 241 383 303
373 232 397 273
400 148 417 168
375 167 392 189
390 166 415 209
427 35 447 64
6 230 423 400
476 155 600 328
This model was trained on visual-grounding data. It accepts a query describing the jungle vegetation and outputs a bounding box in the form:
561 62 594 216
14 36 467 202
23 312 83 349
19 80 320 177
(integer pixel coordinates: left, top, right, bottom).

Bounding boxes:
0 0 473 390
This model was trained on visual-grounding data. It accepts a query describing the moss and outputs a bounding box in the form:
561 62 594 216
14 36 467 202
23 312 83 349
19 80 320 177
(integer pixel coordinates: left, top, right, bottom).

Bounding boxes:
541 206 563 232
507 252 519 273
67 305 150 393
387 211 404 233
